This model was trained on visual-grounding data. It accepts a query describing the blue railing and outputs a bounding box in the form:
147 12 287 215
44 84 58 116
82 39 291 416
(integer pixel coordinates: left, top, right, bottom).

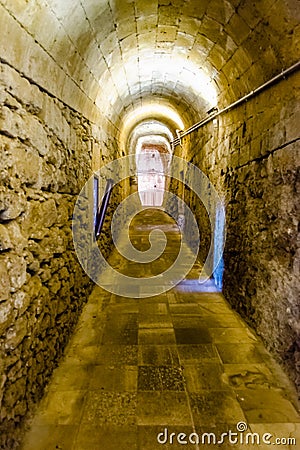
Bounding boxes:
95 179 114 238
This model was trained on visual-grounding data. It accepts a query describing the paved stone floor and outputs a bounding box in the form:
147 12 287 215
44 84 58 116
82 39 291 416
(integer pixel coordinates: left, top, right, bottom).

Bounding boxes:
21 209 300 449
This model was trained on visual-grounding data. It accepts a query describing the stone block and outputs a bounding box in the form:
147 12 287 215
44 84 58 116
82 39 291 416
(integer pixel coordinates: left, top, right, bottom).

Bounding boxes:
0 106 26 140
0 224 12 251
22 199 57 239
137 15 157 34
23 115 50 156
0 137 17 174
158 5 179 26
182 0 208 18
39 95 61 136
0 63 43 114
40 227 67 257
207 0 235 24
4 315 28 351
237 0 261 29
208 44 228 71
0 300 17 335
231 46 251 74
56 201 69 227
22 275 42 302
0 6 33 74
157 25 177 42
238 144 250 166
225 12 251 45
0 189 27 221
100 31 119 59
178 17 201 36
2 377 27 419
201 15 223 43
47 144 64 168
175 31 195 51
0 91 21 110
222 58 241 84
285 108 300 143
110 0 134 19
47 273 61 294
1 253 27 292
136 0 158 16
0 261 10 300
120 34 138 56
90 6 115 40
13 146 42 187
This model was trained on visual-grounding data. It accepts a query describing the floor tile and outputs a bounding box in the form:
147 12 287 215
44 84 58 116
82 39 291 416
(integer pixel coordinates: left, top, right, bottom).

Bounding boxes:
139 314 173 329
97 345 138 366
138 366 185 391
105 313 138 330
222 363 274 389
89 365 137 391
138 303 168 315
64 344 101 365
75 425 138 450
138 345 180 366
137 366 162 391
184 363 228 392
209 327 257 344
194 293 223 303
174 327 212 344
169 304 201 315
31 390 86 426
138 328 176 345
106 301 139 314
199 303 233 315
101 327 138 345
236 389 300 423
69 326 102 347
172 315 205 328
21 425 77 450
201 314 246 328
216 344 265 364
48 363 94 391
177 344 220 364
190 391 246 426
137 392 192 426
81 391 137 426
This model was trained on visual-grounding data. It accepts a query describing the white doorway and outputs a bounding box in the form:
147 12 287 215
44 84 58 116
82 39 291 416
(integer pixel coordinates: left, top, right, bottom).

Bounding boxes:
137 147 166 207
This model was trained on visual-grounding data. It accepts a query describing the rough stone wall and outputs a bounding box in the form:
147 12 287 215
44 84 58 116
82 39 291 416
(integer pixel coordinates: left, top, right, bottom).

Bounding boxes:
0 61 114 448
182 71 300 392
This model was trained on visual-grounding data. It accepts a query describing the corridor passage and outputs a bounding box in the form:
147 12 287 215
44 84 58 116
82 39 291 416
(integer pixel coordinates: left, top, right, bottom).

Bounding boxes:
21 210 299 450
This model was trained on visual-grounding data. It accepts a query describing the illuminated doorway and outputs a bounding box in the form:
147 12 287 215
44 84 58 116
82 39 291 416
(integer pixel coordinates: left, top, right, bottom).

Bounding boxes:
137 144 167 207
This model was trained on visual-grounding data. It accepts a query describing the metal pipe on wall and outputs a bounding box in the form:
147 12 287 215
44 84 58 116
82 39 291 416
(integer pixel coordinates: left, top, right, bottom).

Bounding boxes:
172 59 300 147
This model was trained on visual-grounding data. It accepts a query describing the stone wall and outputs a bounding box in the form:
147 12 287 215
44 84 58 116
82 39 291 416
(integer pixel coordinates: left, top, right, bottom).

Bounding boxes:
0 61 116 448
181 70 300 392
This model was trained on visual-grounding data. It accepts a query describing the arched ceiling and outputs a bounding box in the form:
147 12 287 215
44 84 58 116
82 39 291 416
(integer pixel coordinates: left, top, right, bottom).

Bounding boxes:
2 0 299 147
127 120 174 156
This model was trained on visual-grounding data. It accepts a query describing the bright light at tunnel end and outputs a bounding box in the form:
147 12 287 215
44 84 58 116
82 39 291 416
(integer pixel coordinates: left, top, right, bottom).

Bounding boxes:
120 103 185 148
72 155 226 298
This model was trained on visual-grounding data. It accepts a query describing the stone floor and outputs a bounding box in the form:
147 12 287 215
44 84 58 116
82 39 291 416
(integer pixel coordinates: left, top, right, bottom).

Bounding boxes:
21 209 300 449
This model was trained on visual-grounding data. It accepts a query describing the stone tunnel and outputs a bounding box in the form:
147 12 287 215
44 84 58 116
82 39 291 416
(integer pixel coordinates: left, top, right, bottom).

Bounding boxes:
0 0 299 448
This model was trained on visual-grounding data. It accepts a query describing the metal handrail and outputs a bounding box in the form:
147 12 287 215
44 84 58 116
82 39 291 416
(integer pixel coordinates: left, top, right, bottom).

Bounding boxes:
95 179 114 238
172 59 300 147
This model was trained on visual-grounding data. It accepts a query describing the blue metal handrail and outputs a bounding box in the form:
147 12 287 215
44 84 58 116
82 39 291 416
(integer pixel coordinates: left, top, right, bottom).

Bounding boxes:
95 178 114 238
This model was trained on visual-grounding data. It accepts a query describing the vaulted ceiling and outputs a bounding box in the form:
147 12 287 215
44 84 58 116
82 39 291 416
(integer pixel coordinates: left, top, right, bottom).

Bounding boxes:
1 0 299 144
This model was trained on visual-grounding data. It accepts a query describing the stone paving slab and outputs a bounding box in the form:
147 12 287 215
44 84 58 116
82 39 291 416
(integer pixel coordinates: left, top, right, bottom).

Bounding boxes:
21 209 300 450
